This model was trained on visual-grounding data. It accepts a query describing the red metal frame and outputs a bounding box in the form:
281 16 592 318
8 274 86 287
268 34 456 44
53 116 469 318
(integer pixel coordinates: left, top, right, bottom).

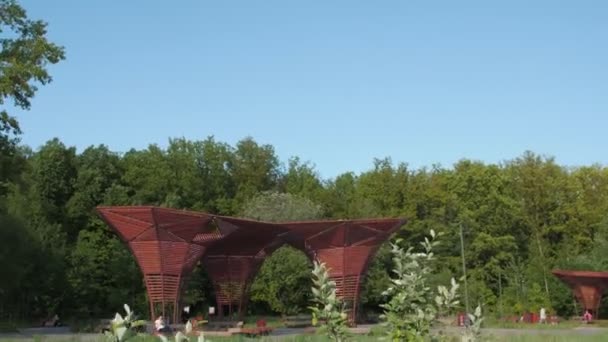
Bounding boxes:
552 269 608 317
283 218 406 323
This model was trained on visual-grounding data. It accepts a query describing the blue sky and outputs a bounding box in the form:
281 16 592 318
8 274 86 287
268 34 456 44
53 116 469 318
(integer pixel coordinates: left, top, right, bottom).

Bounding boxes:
17 0 608 178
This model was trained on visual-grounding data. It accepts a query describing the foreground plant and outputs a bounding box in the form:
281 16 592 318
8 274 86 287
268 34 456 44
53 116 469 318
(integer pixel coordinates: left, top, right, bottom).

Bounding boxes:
310 261 350 342
461 306 484 342
381 230 460 342
105 304 146 342
162 319 210 342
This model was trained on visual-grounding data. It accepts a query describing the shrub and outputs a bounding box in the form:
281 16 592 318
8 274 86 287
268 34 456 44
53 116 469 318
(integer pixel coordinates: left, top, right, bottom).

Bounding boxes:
309 261 350 342
380 230 460 341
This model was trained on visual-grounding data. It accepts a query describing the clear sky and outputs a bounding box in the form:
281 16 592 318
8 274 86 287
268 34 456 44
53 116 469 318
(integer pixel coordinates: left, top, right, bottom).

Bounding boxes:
16 0 608 178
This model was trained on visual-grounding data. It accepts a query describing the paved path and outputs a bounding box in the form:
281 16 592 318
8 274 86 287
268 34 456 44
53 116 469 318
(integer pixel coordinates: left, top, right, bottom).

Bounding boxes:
1 325 607 341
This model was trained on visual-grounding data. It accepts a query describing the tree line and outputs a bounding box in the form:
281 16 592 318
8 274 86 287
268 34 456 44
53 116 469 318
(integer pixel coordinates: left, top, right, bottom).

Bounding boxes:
2 135 608 320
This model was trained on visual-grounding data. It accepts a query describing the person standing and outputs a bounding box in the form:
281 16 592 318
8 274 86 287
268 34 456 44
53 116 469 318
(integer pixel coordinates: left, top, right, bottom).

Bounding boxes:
583 310 593 323
539 307 547 324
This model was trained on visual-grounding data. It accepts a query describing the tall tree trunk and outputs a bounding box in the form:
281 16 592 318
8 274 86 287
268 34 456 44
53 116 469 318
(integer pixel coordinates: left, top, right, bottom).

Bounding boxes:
535 230 550 297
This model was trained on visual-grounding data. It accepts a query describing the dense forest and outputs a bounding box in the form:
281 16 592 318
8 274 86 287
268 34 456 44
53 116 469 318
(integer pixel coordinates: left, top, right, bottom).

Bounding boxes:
1 0 608 324
1 135 608 321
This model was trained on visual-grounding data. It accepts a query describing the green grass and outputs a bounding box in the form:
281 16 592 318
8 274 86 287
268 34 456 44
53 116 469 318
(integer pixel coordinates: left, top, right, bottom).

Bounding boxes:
3 319 608 342
484 319 608 330
489 334 608 342
487 321 582 329
0 322 17 333
2 333 608 342
0 335 379 342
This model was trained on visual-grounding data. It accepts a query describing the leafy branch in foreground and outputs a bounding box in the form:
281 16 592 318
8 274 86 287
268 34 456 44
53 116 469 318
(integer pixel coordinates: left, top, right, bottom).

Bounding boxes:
310 261 350 342
104 304 146 342
462 306 484 342
381 230 460 341
164 319 210 342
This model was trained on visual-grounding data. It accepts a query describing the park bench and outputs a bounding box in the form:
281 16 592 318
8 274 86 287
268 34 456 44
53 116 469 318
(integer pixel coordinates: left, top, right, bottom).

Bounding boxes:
41 315 62 327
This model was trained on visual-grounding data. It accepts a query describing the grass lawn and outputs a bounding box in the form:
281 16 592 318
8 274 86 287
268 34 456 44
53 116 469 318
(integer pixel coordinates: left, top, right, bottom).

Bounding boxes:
489 334 608 342
485 318 608 330
3 317 608 341
0 333 606 341
0 322 17 334
0 332 608 341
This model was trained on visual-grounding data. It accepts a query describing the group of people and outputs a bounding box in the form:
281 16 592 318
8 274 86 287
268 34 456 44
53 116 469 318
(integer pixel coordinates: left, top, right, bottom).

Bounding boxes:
538 308 593 324
515 307 556 324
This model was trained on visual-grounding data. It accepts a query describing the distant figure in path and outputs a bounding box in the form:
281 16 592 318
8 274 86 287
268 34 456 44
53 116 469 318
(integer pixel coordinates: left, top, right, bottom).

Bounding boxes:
155 316 170 333
539 307 547 324
182 305 191 324
583 310 593 323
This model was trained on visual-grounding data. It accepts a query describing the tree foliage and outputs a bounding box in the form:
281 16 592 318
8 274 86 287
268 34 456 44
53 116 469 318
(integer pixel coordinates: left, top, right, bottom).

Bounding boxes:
0 0 64 198
245 191 320 315
2 131 608 321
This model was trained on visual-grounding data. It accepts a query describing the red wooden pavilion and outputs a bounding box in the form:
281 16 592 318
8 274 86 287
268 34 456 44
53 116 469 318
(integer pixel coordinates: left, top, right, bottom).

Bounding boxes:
282 218 406 322
97 206 405 325
97 206 224 322
203 217 288 319
552 269 608 317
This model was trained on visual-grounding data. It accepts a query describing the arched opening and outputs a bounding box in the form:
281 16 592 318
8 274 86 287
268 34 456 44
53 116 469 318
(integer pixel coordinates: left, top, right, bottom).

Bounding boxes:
248 245 313 318
201 216 288 321
282 218 406 325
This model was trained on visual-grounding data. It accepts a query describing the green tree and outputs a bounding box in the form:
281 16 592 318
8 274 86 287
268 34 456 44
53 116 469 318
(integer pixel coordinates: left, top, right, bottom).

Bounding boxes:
196 137 235 214
67 145 122 228
280 157 325 205
0 0 64 197
0 214 37 316
322 172 377 219
68 225 144 317
27 138 77 235
357 158 408 217
245 191 320 315
121 145 171 205
229 137 280 211
359 244 392 312
241 191 321 222
506 152 569 296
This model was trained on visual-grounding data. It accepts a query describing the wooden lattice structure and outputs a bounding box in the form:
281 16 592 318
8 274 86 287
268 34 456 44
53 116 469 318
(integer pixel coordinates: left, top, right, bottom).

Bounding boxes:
203 217 288 319
283 218 406 322
97 206 226 322
98 205 406 325
552 269 608 317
